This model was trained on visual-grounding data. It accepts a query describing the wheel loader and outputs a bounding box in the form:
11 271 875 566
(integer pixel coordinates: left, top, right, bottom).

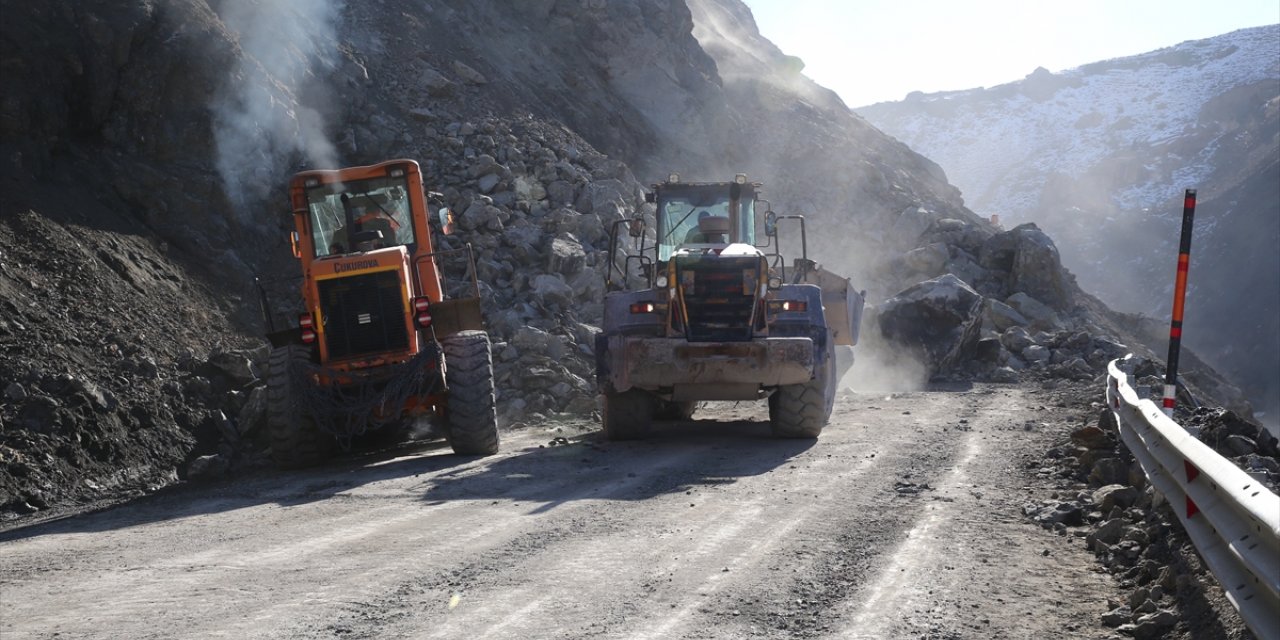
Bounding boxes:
595 174 864 439
260 159 498 467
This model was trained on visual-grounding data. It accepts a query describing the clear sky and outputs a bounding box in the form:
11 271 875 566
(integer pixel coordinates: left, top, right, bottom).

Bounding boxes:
741 0 1280 107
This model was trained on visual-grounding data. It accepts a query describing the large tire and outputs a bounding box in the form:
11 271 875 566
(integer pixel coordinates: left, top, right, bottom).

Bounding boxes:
603 389 654 440
769 339 836 439
441 331 499 455
266 345 333 468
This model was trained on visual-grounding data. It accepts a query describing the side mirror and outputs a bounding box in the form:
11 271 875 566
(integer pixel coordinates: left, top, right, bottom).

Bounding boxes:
289 231 301 259
438 207 455 236
628 217 644 238
644 192 655 204
764 211 778 237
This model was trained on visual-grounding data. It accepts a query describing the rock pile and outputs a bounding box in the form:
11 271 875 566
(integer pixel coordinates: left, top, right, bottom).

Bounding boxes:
407 116 651 424
1182 407 1280 492
874 217 1135 385
1022 386 1278 636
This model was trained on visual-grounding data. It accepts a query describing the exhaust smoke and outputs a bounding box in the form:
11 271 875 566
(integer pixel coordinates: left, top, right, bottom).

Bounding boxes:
212 0 345 210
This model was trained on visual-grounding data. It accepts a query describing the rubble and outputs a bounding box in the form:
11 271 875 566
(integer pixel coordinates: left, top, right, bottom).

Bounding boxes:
1021 378 1277 637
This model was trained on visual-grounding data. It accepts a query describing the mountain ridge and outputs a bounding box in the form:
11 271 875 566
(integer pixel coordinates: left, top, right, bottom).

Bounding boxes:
857 23 1280 422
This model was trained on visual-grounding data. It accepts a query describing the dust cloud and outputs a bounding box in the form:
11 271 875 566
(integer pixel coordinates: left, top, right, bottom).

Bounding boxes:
839 326 931 394
211 0 344 209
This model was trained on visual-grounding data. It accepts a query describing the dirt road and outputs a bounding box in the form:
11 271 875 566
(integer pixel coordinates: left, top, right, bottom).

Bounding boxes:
1 384 1124 639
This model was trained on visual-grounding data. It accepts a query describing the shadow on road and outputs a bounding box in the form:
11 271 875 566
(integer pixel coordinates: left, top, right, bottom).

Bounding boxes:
0 417 814 541
417 416 816 514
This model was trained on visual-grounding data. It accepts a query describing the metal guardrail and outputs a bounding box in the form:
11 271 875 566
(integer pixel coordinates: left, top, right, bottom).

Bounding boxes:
1106 359 1280 639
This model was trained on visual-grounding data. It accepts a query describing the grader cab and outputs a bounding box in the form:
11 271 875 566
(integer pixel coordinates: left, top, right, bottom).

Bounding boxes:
596 174 864 439
261 159 498 467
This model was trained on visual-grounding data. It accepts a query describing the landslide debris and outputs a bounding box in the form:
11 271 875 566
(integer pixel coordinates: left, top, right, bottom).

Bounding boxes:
1020 378 1276 639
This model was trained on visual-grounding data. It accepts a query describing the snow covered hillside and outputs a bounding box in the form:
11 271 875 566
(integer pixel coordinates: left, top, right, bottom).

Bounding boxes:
858 24 1279 423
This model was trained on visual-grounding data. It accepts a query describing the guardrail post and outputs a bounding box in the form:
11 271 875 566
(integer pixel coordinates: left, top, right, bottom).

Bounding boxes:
1163 189 1196 417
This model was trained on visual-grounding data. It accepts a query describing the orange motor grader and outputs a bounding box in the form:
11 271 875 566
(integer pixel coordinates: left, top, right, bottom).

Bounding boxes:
262 159 497 467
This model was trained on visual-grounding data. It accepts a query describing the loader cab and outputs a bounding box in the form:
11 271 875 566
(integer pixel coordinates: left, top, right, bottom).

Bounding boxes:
300 174 420 258
653 175 759 261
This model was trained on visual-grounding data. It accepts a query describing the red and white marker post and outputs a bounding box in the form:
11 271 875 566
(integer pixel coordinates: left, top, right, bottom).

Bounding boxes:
1163 189 1197 417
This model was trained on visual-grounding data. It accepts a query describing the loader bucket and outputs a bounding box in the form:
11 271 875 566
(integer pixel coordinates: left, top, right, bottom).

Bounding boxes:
798 266 864 347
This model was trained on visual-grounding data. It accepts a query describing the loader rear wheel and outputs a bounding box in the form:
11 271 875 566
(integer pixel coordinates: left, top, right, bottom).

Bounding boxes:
769 341 836 439
442 331 500 456
266 345 333 468
603 390 653 440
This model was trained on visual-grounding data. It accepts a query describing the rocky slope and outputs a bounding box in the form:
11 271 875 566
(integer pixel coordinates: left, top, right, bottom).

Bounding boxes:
0 0 1263 527
857 25 1280 423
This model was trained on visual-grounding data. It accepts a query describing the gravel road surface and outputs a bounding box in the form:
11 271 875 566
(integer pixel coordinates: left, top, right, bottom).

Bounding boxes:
1 384 1123 639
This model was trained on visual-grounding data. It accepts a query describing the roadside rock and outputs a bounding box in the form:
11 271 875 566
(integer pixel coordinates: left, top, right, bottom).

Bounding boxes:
889 205 938 249
203 350 258 389
1005 292 1062 330
984 298 1029 332
878 274 983 372
452 60 489 85
547 236 586 275
1101 605 1131 627
901 242 948 276
4 382 27 402
186 454 231 482
1131 610 1177 639
1000 326 1034 353
1009 225 1073 309
420 66 456 97
1094 484 1138 511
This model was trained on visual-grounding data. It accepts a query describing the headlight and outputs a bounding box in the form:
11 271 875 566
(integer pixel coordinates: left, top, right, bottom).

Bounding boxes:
655 274 669 288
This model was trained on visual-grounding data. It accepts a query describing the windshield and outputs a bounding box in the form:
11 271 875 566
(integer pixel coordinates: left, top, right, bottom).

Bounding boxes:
657 187 757 260
306 176 416 257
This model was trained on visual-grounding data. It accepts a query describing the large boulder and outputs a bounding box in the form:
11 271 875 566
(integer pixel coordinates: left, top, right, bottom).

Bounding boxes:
889 205 939 249
1006 292 1063 330
878 274 984 371
547 235 586 275
984 298 1029 331
901 242 949 276
1010 225 1073 308
981 224 1073 309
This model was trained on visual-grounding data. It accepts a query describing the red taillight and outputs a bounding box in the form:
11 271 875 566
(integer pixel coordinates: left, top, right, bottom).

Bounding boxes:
414 297 433 328
299 313 316 344
629 302 656 314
